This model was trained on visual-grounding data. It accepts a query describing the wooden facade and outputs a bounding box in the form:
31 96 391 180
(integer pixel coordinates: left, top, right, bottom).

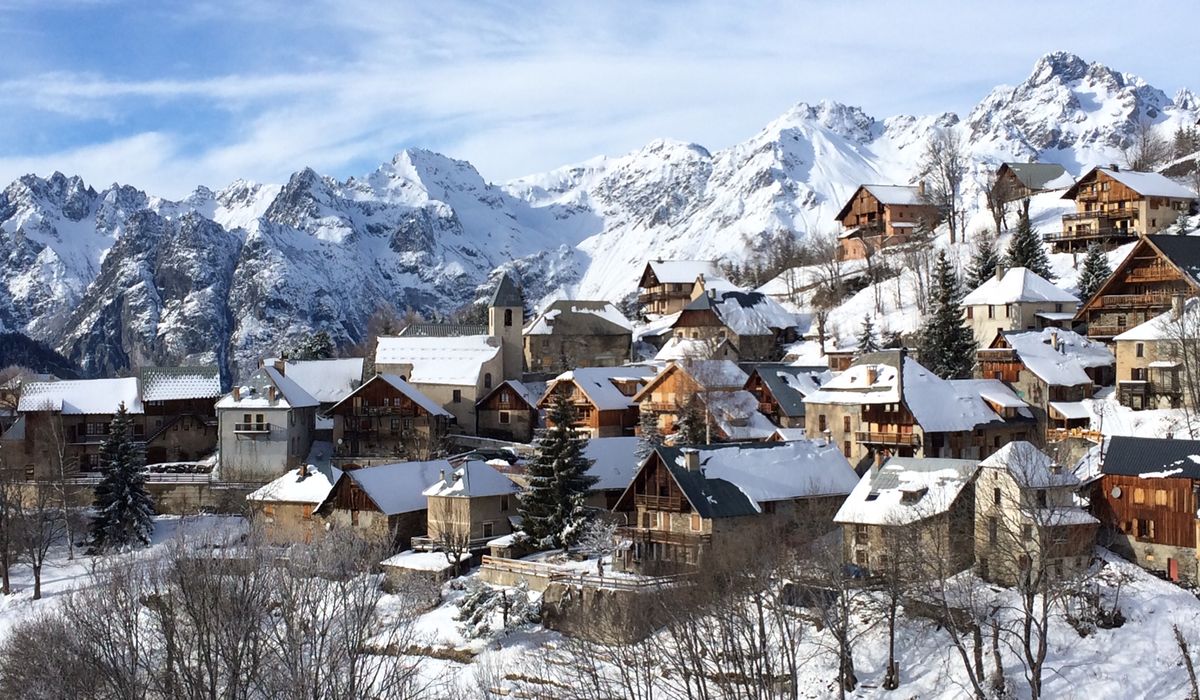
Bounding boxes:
329 376 450 466
323 474 427 551
637 262 715 317
1074 236 1200 340
1050 168 1194 253
540 378 642 438
476 381 539 443
835 184 939 261
1092 473 1198 581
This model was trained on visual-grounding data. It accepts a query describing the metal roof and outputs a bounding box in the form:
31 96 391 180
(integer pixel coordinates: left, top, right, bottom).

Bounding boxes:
489 274 524 308
398 323 488 338
1101 435 1200 479
1001 162 1068 190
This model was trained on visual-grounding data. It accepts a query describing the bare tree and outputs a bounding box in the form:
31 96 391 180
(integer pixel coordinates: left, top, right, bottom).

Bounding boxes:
1175 624 1200 700
577 514 621 576
0 461 19 595
986 168 1017 233
1121 120 1171 172
15 484 66 599
919 128 969 244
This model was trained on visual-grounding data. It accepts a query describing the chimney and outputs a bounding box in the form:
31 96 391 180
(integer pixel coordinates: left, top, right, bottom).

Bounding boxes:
917 179 927 197
1050 331 1059 351
865 366 877 385
1173 294 1185 320
273 359 286 375
439 468 446 484
708 289 717 300
682 448 701 472
1109 163 1119 172
268 386 277 402
232 386 241 401
297 463 308 479
994 262 1006 282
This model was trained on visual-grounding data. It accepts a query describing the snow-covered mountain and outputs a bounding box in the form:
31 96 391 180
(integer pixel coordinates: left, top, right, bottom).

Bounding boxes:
0 51 1195 378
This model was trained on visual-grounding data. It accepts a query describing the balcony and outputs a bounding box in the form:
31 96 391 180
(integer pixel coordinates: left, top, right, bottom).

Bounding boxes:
1044 227 1137 244
640 401 677 412
855 431 921 446
635 493 683 510
1091 292 1176 310
617 526 711 547
1062 209 1139 223
977 348 1017 362
233 423 270 434
1125 264 1178 283
1086 324 1125 338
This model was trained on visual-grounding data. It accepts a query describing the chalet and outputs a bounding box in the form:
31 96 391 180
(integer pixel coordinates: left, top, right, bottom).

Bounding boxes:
612 441 859 574
670 288 799 362
1112 296 1194 409
1049 166 1194 253
139 365 222 465
1089 435 1200 583
990 162 1071 204
216 367 318 483
1076 234 1200 341
374 275 524 433
743 364 831 429
634 360 775 442
327 374 453 466
960 266 1079 346
637 259 722 317
653 335 739 362
804 350 1035 468
322 458 447 551
523 300 633 373
245 441 340 545
420 461 521 549
475 379 544 443
539 365 657 438
835 456 979 577
260 357 364 413
976 328 1114 440
834 183 940 260
974 442 1096 585
11 377 145 478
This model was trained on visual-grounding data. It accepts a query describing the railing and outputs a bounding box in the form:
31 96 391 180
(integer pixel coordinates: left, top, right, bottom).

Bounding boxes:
410 534 497 551
855 431 921 446
634 494 683 510
351 406 423 418
977 349 1017 362
1125 265 1177 283
640 401 676 412
233 423 270 434
1063 209 1138 222
1044 228 1136 243
1092 292 1175 309
1086 324 1125 337
617 526 711 547
1048 427 1103 444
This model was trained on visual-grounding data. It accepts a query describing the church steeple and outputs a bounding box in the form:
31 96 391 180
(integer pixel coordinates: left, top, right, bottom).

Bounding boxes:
488 274 524 379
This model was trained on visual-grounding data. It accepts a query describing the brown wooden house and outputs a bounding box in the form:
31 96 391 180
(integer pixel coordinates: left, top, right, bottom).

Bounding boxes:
834 183 940 260
743 364 828 429
1089 436 1200 583
139 366 222 464
475 379 543 443
1074 234 1200 340
670 289 799 362
637 260 722 317
990 162 1070 204
328 374 452 467
633 359 775 442
321 458 447 551
1049 166 1194 253
539 365 657 438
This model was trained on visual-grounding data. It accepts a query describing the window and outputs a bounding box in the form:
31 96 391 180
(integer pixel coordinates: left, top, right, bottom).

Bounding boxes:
855 549 867 566
500 495 509 512
381 397 390 407
993 487 1002 506
1037 489 1047 508
482 521 495 538
289 412 295 427
1138 519 1155 539
453 390 462 404
499 410 511 425
390 418 401 434
484 373 493 389
1134 488 1146 504
855 524 869 543
966 306 973 319
1136 342 1144 358
1156 489 1169 507
988 517 998 545
818 414 827 432
690 513 701 531
402 417 414 430
500 391 510 405
988 305 995 319
1005 304 1012 318
1022 524 1033 542
504 309 513 327
843 416 851 433
843 441 851 458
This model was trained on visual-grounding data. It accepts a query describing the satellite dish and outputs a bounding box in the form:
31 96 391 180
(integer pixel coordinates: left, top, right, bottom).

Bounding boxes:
1111 486 1122 499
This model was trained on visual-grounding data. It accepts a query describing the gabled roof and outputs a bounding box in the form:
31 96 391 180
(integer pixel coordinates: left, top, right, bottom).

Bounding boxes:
641 259 721 286
582 436 640 491
1064 166 1195 200
341 459 449 515
979 441 1079 487
624 441 858 519
475 379 544 409
542 365 657 411
998 162 1070 191
422 460 519 498
489 274 524 308
961 267 1078 306
633 359 748 402
328 374 450 417
747 364 831 418
19 377 144 415
1101 435 1200 480
707 390 777 441
653 336 738 362
1076 236 1200 319
1114 297 1200 341
835 184 930 220
247 442 340 504
998 328 1114 387
834 456 979 525
677 289 798 336
260 358 363 404
139 366 222 402
524 300 633 336
375 335 502 386
397 324 488 338
216 367 319 410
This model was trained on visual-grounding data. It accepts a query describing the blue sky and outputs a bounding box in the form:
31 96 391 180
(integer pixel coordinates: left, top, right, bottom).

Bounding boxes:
0 0 1198 197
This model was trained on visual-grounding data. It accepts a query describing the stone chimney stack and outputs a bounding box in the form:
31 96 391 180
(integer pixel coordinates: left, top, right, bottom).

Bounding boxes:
917 179 927 197
232 386 241 401
297 462 308 479
268 386 277 402
682 448 701 472
273 359 286 375
994 262 1006 282
1109 163 1120 172
865 366 877 385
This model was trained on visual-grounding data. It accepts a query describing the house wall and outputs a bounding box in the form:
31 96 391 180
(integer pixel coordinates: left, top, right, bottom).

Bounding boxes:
1115 338 1186 409
524 333 632 374
329 380 449 463
248 501 323 544
427 493 516 541
378 351 505 436
965 301 1072 348
841 508 973 578
218 406 314 483
15 411 149 479
326 507 427 551
146 414 218 463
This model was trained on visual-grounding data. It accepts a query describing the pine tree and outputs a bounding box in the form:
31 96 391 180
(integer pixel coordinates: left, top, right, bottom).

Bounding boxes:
291 331 334 360
856 315 880 354
917 250 978 379
1075 244 1112 303
965 231 1001 292
519 390 597 550
882 329 904 349
636 410 663 460
89 402 154 551
673 396 708 445
1004 210 1054 281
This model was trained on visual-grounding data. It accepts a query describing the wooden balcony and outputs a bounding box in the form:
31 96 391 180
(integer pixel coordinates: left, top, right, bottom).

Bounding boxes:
977 348 1017 362
855 431 921 447
635 493 683 510
1063 209 1139 223
1044 227 1136 243
1125 264 1178 283
618 526 710 547
640 401 677 412
1092 292 1175 309
1086 324 1125 338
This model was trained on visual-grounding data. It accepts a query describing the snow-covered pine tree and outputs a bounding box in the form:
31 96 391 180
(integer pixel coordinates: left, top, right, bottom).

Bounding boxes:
917 250 977 379
89 402 154 551
291 331 334 360
965 231 1001 292
1004 210 1054 281
1075 244 1112 303
636 409 663 460
673 396 708 446
856 314 880 354
882 329 904 349
519 390 596 550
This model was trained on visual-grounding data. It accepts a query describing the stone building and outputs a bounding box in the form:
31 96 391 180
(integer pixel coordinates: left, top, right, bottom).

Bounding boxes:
961 267 1079 347
327 374 452 466
1112 296 1195 409
475 379 543 443
523 300 633 373
216 365 318 483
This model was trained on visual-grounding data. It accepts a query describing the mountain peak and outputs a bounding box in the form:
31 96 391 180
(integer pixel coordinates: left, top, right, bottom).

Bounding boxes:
1028 51 1091 85
768 100 876 144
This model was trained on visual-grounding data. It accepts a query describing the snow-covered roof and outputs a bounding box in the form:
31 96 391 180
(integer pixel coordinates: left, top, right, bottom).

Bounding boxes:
261 357 364 404
979 441 1080 488
863 184 924 206
476 379 544 408
1076 166 1196 199
644 259 721 285
1100 435 1200 480
678 289 798 336
375 335 501 386
328 374 450 417
834 457 979 526
771 428 807 442
582 436 639 491
653 336 737 362
344 459 449 515
216 367 319 410
951 378 1033 413
139 366 222 402
19 377 144 414
755 364 831 417
422 460 519 498
804 359 900 405
1113 297 1200 341
543 365 657 411
524 300 632 336
380 550 470 572
961 267 1079 306
1000 162 1070 191
708 390 777 441
1049 400 1091 420
247 441 340 504
1001 328 1114 387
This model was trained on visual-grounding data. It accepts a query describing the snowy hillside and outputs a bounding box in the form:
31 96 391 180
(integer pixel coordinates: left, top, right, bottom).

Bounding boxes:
0 51 1196 378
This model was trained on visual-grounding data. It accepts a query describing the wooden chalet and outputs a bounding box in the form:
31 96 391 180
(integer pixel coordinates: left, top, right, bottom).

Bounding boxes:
990 162 1070 203
327 374 452 466
1048 166 1194 253
834 183 940 260
743 364 828 429
1089 436 1200 583
475 379 542 443
670 289 799 362
539 365 657 438
637 260 722 317
1074 234 1200 340
322 459 447 551
632 360 775 442
139 366 222 464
